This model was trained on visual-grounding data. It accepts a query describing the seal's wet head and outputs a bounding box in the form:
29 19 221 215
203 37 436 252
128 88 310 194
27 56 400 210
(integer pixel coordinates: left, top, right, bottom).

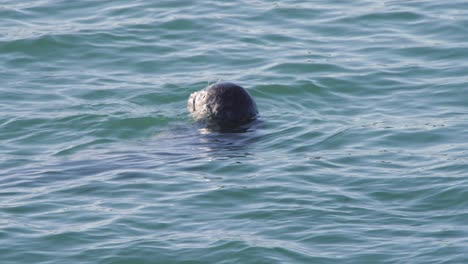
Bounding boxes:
188 83 258 130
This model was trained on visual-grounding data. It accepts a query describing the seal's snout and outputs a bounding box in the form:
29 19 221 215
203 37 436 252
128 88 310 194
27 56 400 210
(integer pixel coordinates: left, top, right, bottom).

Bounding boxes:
188 82 258 129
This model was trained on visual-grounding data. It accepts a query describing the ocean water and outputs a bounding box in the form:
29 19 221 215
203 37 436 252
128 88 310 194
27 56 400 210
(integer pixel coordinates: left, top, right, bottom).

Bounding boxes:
1 0 468 263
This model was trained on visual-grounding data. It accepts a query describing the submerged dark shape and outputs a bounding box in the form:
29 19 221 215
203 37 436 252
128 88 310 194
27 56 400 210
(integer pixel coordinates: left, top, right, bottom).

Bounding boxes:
188 82 258 130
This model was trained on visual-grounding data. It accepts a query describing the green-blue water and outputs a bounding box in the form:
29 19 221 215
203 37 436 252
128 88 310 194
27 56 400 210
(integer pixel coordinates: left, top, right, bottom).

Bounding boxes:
1 1 468 263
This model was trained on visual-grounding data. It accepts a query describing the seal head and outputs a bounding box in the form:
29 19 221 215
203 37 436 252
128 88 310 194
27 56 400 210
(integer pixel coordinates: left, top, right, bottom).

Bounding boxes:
188 83 258 130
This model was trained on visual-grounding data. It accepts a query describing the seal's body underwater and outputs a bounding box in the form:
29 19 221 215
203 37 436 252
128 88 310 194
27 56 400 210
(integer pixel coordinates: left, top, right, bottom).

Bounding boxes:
188 83 258 130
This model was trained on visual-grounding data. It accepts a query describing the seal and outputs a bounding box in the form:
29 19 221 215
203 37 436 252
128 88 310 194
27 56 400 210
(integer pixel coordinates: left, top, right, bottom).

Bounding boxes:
187 82 258 130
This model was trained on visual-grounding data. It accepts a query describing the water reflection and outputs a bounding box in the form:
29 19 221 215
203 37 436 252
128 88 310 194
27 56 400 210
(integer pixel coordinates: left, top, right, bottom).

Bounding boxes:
151 119 263 162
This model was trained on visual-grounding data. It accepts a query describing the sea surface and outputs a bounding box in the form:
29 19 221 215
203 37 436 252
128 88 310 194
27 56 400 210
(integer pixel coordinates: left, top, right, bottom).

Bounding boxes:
1 1 468 263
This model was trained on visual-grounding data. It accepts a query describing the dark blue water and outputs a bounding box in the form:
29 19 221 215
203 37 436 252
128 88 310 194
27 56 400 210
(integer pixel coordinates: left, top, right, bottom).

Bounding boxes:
1 1 468 263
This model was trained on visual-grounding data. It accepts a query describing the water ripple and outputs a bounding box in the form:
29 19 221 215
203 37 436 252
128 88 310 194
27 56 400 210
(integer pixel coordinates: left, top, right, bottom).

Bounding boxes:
1 0 468 263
